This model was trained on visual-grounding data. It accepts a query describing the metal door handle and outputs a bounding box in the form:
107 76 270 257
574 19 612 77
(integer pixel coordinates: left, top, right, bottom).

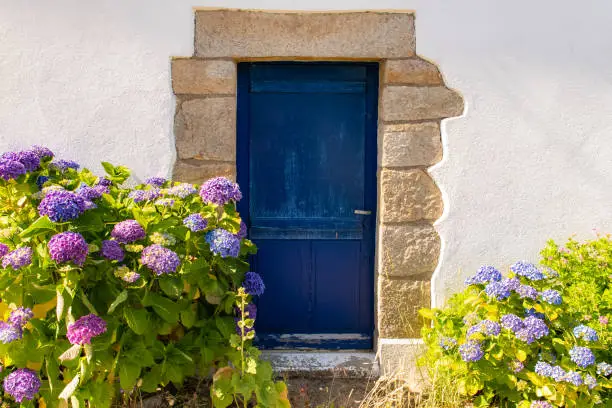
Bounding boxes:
354 210 372 215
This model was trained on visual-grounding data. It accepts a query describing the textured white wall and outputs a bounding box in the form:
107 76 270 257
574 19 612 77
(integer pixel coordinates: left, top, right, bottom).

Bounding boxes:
1 0 611 304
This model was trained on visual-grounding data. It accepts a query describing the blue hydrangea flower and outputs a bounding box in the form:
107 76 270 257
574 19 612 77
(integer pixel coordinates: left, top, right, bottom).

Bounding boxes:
464 265 502 286
463 313 480 326
510 261 545 281
95 177 112 187
439 336 458 351
484 281 511 300
2 247 33 270
101 240 124 262
508 359 524 373
530 401 553 408
235 221 248 240
535 361 553 377
467 320 500 337
596 362 612 377
145 177 167 187
50 159 79 172
540 289 562 305
0 322 22 344
573 325 599 342
199 177 242 205
140 244 180 275
525 308 546 319
183 213 208 232
584 374 597 390
0 158 26 180
243 272 265 296
8 307 33 328
154 198 175 207
16 150 40 171
76 183 108 201
563 371 583 386
516 284 538 300
30 145 54 159
550 365 567 382
206 229 240 258
501 314 524 332
38 190 87 222
458 340 483 362
515 316 548 344
36 175 49 189
168 183 197 198
569 346 595 368
128 188 162 203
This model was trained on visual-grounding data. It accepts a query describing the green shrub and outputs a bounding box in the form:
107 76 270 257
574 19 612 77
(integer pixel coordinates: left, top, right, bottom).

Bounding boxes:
420 256 611 407
0 147 289 407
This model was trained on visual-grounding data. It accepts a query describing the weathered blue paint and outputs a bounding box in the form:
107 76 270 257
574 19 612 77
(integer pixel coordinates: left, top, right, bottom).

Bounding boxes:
237 62 378 350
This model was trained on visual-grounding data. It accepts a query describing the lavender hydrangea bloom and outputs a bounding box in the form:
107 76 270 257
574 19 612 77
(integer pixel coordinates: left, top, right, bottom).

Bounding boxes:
515 317 549 344
168 183 197 198
114 266 140 283
128 190 146 202
149 232 176 246
235 221 248 240
67 314 107 345
0 159 26 180
31 145 54 159
464 265 502 285
8 307 33 328
467 320 501 337
550 365 567 382
501 314 524 332
48 232 88 266
530 401 553 408
3 368 41 402
584 374 597 389
199 177 242 205
76 184 108 201
516 284 538 300
50 159 80 172
2 247 33 270
0 152 19 161
484 281 511 300
206 229 241 258
183 214 208 232
511 261 545 281
0 322 22 344
141 244 180 275
0 243 9 258
243 272 265 296
569 346 595 368
462 313 480 326
503 277 521 291
101 240 124 262
596 362 612 376
535 361 553 377
145 177 167 187
458 340 484 362
563 371 583 386
128 188 162 203
508 359 524 373
540 289 562 305
95 177 112 187
439 336 458 350
38 190 87 222
111 220 146 244
16 150 40 171
573 325 599 342
154 198 175 207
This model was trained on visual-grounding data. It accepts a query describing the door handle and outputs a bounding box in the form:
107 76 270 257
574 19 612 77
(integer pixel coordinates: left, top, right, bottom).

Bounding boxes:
354 210 372 215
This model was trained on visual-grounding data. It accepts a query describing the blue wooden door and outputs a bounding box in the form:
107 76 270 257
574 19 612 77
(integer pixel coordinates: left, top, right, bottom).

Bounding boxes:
237 62 378 349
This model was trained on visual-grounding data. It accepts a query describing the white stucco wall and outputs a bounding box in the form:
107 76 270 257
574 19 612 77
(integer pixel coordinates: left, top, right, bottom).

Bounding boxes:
2 0 612 305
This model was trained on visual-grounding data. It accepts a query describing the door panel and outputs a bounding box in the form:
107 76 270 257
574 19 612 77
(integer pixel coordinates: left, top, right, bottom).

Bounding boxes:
237 62 378 349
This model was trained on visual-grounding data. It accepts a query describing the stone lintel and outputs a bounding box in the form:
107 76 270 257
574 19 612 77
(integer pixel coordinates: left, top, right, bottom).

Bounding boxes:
383 58 443 85
195 10 415 58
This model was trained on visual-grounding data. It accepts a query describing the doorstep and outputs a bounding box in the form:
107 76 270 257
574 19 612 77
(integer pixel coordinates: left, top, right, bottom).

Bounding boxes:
261 350 379 378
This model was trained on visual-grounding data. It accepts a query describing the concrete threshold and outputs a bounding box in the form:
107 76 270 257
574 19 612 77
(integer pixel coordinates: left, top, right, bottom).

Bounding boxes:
261 350 379 378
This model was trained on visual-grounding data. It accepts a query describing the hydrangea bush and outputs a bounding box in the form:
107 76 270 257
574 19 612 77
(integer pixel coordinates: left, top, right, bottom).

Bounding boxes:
420 260 612 407
0 146 289 407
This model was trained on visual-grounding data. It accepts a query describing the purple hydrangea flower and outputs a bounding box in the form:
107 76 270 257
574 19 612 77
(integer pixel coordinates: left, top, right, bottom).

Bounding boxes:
111 220 146 244
0 322 22 344
199 177 242 205
530 401 553 408
38 190 87 222
48 232 88 266
183 214 208 232
0 243 9 258
563 371 583 386
101 240 124 262
141 244 180 275
569 346 595 368
458 340 483 362
439 336 458 351
550 365 566 382
30 145 54 159
114 266 140 283
50 159 79 172
36 175 49 189
8 307 33 328
16 150 40 171
76 183 108 201
584 374 597 390
515 317 549 344
0 152 19 161
540 289 562 305
168 183 197 198
508 359 524 373
235 221 247 240
463 313 480 326
525 308 546 319
145 177 167 187
535 361 553 377
573 325 598 342
243 272 265 296
0 159 26 180
235 303 258 336
3 368 41 402
128 190 146 202
516 284 538 300
154 198 175 207
128 188 162 203
484 281 511 300
95 177 112 187
464 265 502 285
596 362 612 376
2 247 33 270
511 261 545 281
206 229 241 258
467 320 501 337
67 314 107 345
501 314 524 332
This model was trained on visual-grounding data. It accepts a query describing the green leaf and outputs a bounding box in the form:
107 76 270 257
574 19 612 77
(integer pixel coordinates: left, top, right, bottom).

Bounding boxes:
119 361 141 391
141 365 162 393
159 276 182 299
19 216 56 239
124 308 150 335
143 293 180 324
180 305 197 328
107 290 128 314
215 316 236 339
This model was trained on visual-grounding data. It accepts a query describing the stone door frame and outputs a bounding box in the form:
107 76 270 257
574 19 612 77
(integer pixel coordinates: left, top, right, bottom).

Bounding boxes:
171 8 463 367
